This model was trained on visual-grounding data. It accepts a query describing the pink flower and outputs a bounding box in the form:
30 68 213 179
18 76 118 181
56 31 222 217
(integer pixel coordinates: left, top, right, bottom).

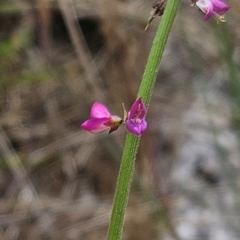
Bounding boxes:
194 0 230 20
126 98 147 136
81 102 122 134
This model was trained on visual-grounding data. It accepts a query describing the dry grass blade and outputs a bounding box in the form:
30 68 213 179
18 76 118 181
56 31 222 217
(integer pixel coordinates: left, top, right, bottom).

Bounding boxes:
59 0 105 102
0 127 52 226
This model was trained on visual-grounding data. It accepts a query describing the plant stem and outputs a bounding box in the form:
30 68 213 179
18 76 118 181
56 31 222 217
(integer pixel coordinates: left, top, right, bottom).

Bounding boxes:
107 0 181 239
138 0 181 104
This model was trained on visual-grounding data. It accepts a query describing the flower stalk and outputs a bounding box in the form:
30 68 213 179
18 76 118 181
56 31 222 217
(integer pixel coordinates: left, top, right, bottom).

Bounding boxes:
106 0 182 239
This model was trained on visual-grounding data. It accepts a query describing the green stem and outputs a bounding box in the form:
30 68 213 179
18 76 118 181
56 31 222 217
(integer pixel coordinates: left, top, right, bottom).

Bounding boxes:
138 0 181 103
107 1 181 239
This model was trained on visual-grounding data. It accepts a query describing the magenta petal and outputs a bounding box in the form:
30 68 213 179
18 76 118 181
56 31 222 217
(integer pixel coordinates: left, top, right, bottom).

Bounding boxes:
204 8 213 19
126 119 147 136
90 102 111 119
212 0 230 15
196 0 230 20
204 1 214 20
126 98 147 136
196 0 213 20
81 118 110 133
128 98 146 119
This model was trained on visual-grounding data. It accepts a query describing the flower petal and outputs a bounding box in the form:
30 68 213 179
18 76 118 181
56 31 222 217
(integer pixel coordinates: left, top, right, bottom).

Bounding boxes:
196 0 230 20
90 102 111 119
196 0 213 20
126 119 147 136
212 0 230 15
81 118 110 133
128 98 146 119
204 1 214 20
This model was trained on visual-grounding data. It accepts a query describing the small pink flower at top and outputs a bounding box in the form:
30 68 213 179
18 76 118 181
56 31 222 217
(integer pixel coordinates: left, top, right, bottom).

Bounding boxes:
193 0 230 21
81 102 122 134
125 98 147 136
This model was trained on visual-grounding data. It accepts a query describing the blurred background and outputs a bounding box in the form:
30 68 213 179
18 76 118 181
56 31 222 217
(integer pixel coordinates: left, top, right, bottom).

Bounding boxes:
0 0 239 239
